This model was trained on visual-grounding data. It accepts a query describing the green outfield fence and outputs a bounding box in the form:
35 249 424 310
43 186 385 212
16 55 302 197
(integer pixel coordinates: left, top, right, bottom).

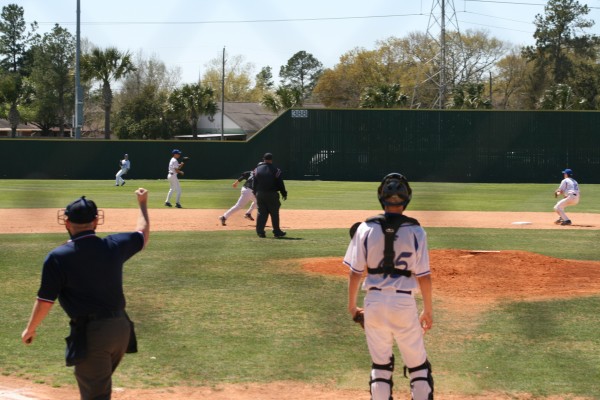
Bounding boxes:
1 109 599 183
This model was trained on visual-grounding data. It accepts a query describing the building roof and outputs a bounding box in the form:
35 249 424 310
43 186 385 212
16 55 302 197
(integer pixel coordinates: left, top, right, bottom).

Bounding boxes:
220 102 277 134
0 119 41 132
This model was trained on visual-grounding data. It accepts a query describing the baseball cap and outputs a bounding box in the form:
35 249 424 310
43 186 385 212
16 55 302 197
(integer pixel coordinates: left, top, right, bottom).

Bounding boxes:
263 152 273 160
562 168 573 175
172 149 182 155
64 196 98 223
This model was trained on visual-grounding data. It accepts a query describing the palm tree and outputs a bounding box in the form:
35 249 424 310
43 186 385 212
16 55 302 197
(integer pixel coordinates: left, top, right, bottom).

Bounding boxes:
81 47 136 139
167 83 217 139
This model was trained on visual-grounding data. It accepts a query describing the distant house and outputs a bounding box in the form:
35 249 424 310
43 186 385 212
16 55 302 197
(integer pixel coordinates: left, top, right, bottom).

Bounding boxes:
179 102 277 141
0 119 42 137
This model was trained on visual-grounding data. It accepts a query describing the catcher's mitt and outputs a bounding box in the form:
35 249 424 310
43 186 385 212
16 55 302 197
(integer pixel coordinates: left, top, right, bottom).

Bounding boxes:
353 309 365 329
349 222 361 239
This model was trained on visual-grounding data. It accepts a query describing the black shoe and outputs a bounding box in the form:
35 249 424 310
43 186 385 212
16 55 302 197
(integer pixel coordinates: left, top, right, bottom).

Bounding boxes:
560 220 572 226
554 218 563 225
175 203 182 208
244 213 255 221
257 233 266 238
273 231 287 238
165 202 172 207
219 216 226 226
121 181 126 186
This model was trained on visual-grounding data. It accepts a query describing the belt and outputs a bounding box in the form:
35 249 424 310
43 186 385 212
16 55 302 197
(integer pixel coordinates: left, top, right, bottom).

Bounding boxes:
84 309 126 322
369 287 411 295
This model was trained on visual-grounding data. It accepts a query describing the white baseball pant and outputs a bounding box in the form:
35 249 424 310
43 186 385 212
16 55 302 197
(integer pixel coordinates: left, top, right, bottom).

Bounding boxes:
115 168 127 185
224 187 256 219
364 290 430 400
166 173 182 203
554 194 579 221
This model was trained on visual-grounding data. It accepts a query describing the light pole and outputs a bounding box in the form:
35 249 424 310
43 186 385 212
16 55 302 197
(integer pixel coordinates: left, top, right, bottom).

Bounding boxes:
74 0 83 139
221 46 225 141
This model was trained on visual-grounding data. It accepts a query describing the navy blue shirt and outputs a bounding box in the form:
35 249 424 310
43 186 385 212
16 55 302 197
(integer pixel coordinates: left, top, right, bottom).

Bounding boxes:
37 230 144 318
253 162 287 196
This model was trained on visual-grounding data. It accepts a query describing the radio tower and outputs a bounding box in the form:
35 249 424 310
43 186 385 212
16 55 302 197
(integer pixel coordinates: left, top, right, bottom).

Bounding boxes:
411 0 463 109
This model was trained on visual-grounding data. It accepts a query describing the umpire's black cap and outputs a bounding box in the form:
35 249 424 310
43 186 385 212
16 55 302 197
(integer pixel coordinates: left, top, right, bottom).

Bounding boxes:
65 196 98 223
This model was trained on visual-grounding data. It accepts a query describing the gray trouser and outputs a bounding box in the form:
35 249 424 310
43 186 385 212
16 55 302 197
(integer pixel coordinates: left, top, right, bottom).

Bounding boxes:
74 316 130 400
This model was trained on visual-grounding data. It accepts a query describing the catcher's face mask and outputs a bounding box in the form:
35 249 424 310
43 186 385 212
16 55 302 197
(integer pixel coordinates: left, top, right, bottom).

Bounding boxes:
378 173 412 209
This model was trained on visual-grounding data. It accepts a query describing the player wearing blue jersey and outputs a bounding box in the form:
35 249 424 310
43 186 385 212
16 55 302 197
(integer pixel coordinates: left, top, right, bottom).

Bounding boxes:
554 168 580 226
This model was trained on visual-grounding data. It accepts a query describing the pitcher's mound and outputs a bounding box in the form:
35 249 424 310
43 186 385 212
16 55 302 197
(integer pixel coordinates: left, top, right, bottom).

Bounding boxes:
300 249 600 305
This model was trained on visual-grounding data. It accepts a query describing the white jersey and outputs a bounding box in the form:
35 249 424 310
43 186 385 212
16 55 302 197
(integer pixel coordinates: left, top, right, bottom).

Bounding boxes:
120 159 130 172
557 177 579 197
167 157 180 175
343 217 431 293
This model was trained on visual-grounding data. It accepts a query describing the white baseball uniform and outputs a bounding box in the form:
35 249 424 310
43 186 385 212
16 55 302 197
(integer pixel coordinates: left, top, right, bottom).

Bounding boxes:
223 171 257 219
554 177 580 221
115 158 130 186
344 215 432 400
165 157 182 204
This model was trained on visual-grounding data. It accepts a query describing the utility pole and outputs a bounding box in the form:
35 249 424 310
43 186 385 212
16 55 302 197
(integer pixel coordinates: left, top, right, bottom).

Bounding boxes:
74 0 83 139
221 46 225 141
411 0 463 109
439 0 446 109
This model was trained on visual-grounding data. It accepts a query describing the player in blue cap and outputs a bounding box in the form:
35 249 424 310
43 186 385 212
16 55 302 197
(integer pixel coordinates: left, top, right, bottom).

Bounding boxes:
165 149 185 208
554 168 580 225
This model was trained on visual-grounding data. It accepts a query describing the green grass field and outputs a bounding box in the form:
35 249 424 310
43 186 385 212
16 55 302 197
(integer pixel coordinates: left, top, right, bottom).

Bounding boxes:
1 180 599 398
2 179 600 213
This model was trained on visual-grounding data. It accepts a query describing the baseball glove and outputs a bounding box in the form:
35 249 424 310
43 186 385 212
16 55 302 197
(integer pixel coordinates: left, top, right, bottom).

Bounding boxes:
353 309 365 329
554 191 560 198
349 222 361 239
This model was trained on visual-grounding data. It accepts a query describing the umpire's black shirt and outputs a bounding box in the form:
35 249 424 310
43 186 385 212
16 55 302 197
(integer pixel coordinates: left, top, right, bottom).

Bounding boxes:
253 162 287 196
37 230 144 318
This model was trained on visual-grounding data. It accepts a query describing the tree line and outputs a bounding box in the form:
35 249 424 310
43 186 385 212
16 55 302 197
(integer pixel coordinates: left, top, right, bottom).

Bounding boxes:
1 0 598 139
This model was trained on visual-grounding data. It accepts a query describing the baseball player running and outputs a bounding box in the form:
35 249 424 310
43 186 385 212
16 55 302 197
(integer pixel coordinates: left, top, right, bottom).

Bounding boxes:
165 149 185 208
115 154 130 186
345 173 434 400
554 168 580 226
218 170 257 226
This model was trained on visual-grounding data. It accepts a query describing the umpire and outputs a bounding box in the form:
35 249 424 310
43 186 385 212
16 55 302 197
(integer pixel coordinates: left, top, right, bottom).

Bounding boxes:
252 152 288 238
22 188 150 400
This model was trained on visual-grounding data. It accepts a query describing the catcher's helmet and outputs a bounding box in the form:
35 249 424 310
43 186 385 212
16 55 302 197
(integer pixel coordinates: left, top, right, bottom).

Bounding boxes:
377 173 412 209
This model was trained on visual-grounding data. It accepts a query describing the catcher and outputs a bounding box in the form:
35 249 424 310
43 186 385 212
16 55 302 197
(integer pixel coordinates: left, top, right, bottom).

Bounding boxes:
345 173 434 400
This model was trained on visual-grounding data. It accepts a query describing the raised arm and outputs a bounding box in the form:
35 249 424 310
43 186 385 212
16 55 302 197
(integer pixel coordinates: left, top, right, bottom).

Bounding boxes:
135 188 150 246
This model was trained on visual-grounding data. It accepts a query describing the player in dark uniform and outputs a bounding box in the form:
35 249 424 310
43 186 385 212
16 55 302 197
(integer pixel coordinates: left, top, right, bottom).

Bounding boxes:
22 188 150 400
252 153 287 238
218 169 257 225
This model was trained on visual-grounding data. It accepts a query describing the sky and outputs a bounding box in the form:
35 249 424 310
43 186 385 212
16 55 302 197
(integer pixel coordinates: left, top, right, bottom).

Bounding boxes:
6 0 600 85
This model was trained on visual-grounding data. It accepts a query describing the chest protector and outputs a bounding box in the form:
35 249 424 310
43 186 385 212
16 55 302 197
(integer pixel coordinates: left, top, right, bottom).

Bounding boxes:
366 214 420 277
